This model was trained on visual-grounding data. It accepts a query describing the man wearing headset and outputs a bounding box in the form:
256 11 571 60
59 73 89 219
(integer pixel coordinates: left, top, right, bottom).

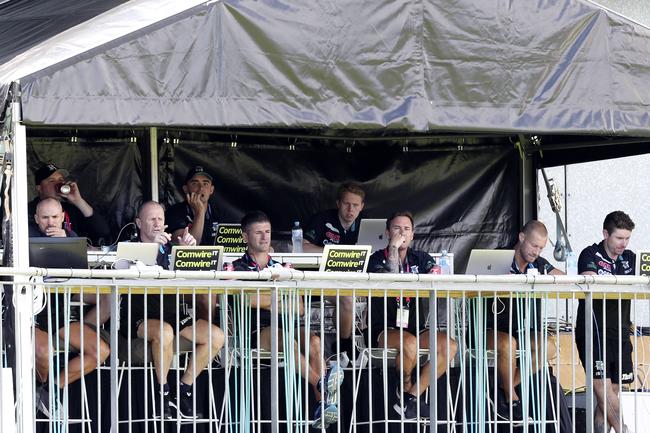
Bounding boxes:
576 211 635 433
485 220 564 422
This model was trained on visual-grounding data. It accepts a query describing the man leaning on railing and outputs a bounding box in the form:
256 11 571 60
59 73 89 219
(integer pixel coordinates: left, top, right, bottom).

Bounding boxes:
576 211 636 433
119 201 225 419
367 210 458 420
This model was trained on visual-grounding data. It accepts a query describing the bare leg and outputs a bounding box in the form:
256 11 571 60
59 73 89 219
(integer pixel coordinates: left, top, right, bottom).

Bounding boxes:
259 327 323 399
34 328 52 383
593 379 625 433
77 293 112 326
137 320 174 385
379 329 419 395
178 320 225 385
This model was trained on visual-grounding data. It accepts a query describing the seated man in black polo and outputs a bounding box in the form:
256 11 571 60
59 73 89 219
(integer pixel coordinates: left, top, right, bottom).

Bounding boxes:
484 220 563 422
30 198 110 418
121 201 225 419
234 210 344 429
303 182 365 358
166 166 218 246
368 211 458 420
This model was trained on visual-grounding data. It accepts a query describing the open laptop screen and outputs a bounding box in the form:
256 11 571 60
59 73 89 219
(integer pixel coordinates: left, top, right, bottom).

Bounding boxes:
464 249 514 275
29 237 89 269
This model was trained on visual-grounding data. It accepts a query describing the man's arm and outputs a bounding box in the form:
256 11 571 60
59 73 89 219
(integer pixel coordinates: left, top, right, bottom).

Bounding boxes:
549 268 565 276
248 293 304 315
302 239 323 253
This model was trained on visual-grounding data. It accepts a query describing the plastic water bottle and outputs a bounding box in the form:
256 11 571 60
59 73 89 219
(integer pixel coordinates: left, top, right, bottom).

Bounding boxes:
566 251 578 275
439 250 451 275
291 221 303 253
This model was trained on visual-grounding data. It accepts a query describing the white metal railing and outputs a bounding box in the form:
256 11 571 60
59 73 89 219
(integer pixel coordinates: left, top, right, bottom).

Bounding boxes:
1 268 649 433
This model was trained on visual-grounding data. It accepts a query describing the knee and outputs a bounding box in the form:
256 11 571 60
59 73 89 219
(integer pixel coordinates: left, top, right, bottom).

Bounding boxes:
210 325 225 351
153 322 175 346
308 334 321 356
98 340 110 363
35 341 50 363
339 296 354 313
496 334 516 355
401 334 418 363
445 338 459 358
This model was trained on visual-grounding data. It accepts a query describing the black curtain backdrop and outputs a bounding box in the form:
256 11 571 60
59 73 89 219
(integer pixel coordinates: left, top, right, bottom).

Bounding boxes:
161 141 519 271
24 134 519 271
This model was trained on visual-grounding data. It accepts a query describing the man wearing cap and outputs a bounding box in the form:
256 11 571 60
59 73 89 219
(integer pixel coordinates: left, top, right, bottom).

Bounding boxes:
29 162 111 246
166 166 217 246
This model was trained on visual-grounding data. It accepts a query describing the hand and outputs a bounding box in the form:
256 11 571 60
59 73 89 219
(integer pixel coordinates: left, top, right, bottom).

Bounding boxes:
62 181 82 204
153 226 172 246
186 192 208 216
177 226 197 246
45 226 67 237
388 233 406 250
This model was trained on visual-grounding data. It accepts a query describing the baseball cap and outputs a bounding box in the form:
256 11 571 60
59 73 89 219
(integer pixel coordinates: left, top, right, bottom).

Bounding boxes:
184 165 213 183
34 163 69 185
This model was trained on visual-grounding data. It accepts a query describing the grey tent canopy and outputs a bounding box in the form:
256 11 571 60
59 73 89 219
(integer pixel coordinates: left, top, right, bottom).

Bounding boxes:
1 0 650 136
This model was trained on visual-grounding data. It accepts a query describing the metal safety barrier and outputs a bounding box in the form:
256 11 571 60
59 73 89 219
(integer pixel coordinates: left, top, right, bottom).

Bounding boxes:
1 267 649 433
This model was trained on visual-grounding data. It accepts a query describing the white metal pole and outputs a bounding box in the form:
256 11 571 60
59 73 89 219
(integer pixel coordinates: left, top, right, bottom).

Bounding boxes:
9 81 35 433
149 127 158 201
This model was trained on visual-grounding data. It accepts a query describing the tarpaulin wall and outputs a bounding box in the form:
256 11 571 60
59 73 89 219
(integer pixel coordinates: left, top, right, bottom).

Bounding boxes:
161 140 519 271
24 133 518 270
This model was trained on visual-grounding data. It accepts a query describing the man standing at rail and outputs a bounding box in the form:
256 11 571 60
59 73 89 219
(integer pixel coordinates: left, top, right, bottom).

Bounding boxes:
30 198 111 417
234 210 344 429
121 201 225 419
485 219 564 422
367 210 458 420
166 166 218 245
303 182 365 359
576 211 636 433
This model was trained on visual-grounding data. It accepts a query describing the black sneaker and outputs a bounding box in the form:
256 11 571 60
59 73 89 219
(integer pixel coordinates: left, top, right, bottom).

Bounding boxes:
393 392 428 420
35 384 62 419
496 398 526 424
170 388 200 419
153 392 172 420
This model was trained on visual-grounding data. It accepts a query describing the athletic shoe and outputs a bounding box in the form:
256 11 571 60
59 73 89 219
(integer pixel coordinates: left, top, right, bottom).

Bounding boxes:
312 402 338 429
170 387 200 419
393 392 430 420
153 391 172 420
323 362 345 406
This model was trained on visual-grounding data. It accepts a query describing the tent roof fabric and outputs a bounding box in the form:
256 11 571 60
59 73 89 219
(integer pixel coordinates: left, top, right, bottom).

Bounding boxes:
0 0 129 65
2 0 650 136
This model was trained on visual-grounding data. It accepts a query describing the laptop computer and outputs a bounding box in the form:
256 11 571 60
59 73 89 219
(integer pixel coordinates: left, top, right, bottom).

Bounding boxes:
115 242 160 266
29 237 89 269
465 249 514 275
356 218 387 252
170 245 224 271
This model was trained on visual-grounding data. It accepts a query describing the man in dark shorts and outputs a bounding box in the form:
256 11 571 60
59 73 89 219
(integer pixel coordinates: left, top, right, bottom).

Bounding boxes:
576 211 635 433
484 220 564 421
166 166 218 245
303 183 365 358
367 211 458 420
30 198 111 418
121 201 225 419
234 210 344 429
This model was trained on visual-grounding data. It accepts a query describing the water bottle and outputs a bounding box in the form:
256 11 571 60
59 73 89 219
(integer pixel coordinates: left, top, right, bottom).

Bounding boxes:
439 250 451 275
566 251 578 275
291 221 303 253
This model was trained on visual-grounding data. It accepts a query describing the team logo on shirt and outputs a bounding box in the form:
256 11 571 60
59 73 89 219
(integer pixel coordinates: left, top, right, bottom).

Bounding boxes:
410 265 419 274
325 231 341 243
597 261 612 273
325 223 340 234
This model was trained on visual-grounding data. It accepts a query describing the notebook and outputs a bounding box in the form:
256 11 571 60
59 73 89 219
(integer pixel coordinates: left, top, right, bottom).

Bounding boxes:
115 242 160 266
356 218 387 252
464 249 514 275
29 237 88 269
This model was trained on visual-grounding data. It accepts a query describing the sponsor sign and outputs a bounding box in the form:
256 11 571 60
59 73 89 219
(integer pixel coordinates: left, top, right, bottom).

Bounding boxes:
319 245 372 272
215 224 247 253
636 250 650 276
171 246 224 271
